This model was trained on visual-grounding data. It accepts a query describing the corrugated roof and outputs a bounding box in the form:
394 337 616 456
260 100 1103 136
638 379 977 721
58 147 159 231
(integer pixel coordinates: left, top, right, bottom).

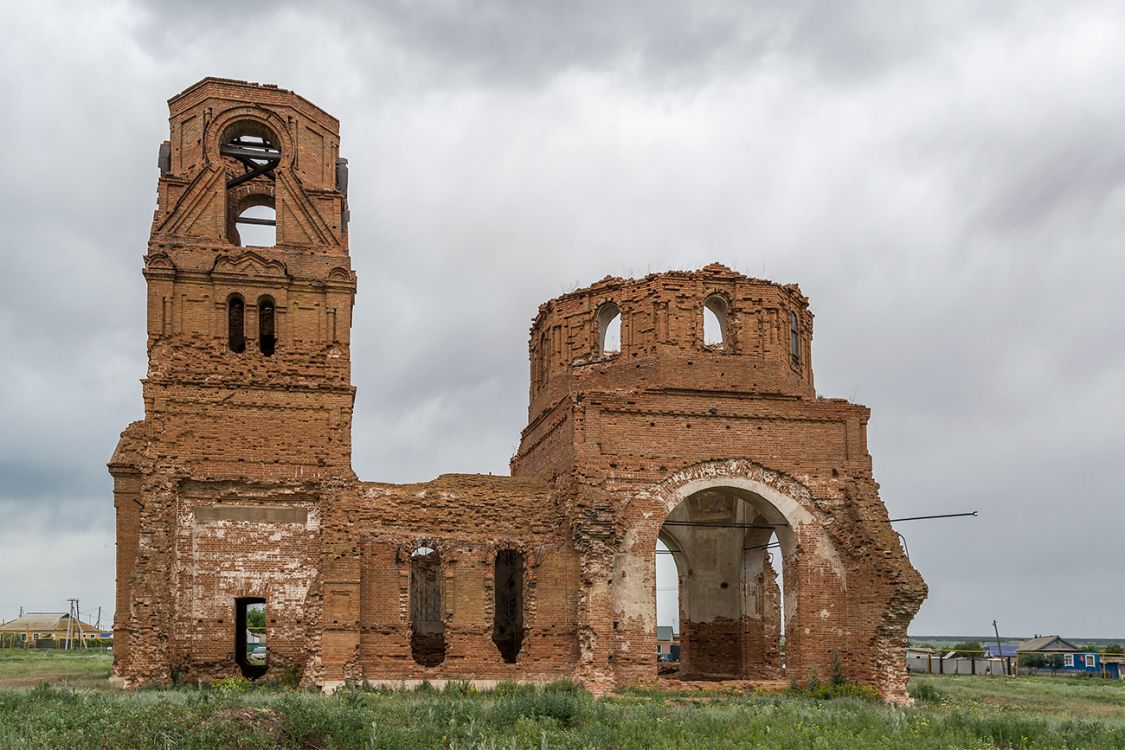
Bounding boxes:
1018 635 1080 652
0 612 98 633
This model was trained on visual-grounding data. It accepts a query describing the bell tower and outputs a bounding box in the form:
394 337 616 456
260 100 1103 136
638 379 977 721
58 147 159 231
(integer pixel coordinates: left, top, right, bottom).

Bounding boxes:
122 77 357 480
109 80 357 680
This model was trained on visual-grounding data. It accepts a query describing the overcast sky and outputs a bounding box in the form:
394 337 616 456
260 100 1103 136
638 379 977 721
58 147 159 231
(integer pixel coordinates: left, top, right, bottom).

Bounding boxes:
1 1 1121 639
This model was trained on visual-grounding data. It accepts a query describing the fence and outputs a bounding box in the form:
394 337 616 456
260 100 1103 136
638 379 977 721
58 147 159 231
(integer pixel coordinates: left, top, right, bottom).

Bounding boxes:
907 648 1124 680
0 634 112 652
907 650 1010 676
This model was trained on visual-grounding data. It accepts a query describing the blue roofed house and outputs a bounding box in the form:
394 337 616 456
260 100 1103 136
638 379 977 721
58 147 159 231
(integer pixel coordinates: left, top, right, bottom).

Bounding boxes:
981 644 1018 659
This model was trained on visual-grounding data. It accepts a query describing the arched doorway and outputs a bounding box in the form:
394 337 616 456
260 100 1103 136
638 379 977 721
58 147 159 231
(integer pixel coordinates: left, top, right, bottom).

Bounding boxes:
656 486 790 679
614 465 850 687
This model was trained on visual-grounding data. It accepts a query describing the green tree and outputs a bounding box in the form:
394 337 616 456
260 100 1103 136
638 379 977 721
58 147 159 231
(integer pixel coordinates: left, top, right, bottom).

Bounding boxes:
950 641 983 654
1019 653 1063 670
1104 643 1124 654
246 605 266 633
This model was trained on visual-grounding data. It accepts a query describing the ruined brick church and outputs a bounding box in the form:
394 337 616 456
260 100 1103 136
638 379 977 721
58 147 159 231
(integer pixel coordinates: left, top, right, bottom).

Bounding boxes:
110 78 926 698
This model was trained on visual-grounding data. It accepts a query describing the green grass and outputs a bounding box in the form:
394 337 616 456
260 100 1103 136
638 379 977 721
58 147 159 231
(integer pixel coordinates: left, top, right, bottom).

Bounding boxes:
0 650 112 689
915 673 1125 717
1 655 1124 749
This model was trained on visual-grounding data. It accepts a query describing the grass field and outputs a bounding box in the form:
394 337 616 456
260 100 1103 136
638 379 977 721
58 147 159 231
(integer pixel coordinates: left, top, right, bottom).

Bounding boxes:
0 650 113 690
1 651 1124 748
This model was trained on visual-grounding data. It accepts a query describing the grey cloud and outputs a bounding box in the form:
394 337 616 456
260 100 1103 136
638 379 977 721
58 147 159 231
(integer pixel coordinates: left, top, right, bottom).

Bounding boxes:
1 0 1122 637
129 0 1029 90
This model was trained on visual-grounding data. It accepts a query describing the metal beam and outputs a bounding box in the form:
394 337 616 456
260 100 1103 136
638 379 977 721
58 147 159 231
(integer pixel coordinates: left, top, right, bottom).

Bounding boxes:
220 145 281 160
741 542 782 552
661 520 786 530
227 160 276 188
657 543 783 554
234 156 276 179
235 217 276 226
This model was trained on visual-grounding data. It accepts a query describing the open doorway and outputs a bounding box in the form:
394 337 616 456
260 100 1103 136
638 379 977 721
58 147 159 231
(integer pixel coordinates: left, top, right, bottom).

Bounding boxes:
654 488 789 680
234 597 268 678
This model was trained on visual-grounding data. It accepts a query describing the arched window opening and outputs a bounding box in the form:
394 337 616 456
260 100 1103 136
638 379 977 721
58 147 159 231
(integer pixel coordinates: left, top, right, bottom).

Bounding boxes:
258 296 276 357
492 549 525 663
703 296 728 348
656 488 791 681
235 203 276 247
789 311 800 367
597 302 621 356
234 597 268 679
228 295 246 353
410 547 446 667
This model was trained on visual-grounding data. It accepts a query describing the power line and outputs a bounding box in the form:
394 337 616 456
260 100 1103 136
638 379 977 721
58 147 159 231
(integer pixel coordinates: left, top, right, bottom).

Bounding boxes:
656 511 978 533
655 511 977 555
890 511 978 523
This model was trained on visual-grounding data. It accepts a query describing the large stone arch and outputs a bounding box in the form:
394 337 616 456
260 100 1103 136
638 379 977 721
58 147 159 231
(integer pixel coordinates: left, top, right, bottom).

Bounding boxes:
610 459 851 687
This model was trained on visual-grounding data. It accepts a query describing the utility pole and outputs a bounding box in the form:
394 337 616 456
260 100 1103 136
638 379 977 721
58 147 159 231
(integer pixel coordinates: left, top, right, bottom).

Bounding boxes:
993 619 1007 676
65 599 76 650
65 599 82 650
78 601 87 648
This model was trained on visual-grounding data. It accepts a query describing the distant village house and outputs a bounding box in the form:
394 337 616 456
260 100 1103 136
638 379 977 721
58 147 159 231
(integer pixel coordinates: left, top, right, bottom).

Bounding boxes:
0 612 103 645
1018 636 1121 679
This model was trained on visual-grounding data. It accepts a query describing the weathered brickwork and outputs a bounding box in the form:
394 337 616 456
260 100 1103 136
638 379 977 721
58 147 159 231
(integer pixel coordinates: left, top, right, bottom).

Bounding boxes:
111 79 926 700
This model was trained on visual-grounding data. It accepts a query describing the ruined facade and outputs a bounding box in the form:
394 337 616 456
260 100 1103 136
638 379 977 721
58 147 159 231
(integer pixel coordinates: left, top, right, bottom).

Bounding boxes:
111 79 926 699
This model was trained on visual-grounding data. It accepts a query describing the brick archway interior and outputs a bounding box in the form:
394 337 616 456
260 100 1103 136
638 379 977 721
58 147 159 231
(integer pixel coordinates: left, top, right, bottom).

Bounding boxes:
657 485 793 680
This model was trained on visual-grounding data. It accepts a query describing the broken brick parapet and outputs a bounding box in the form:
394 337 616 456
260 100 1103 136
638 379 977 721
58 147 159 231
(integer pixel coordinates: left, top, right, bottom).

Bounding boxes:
168 78 340 130
525 265 815 422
